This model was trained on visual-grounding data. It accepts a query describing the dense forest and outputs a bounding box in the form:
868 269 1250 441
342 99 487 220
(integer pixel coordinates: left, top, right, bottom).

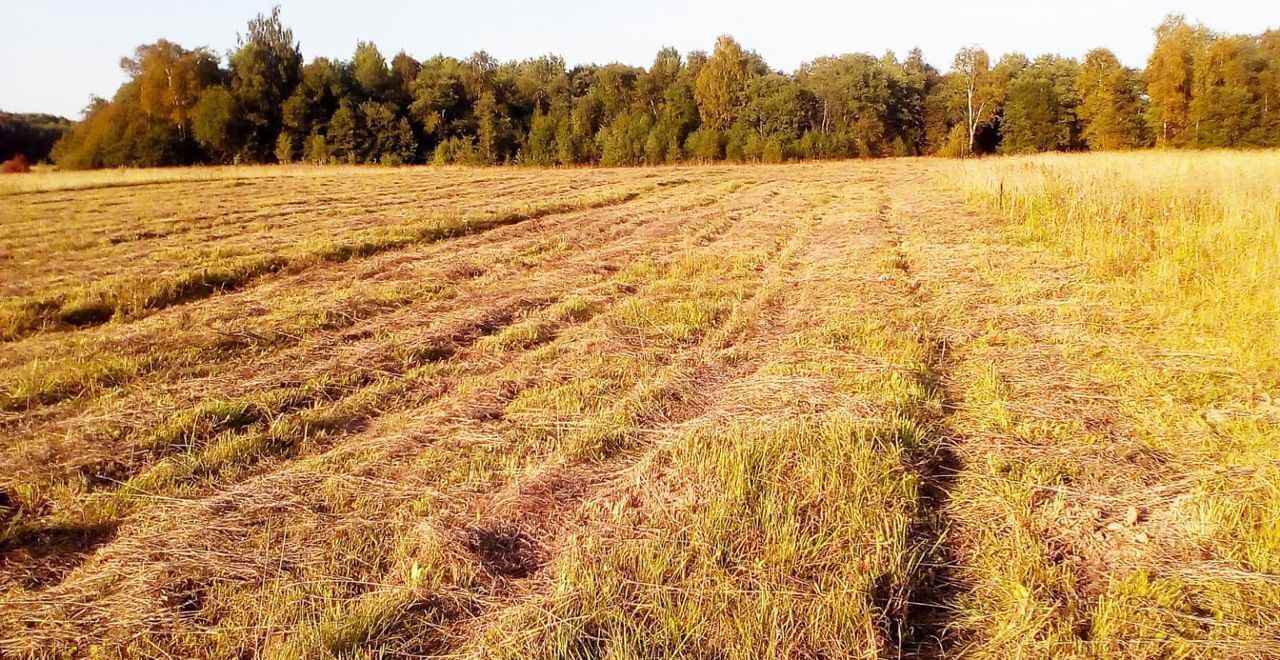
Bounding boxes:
46 9 1280 168
0 113 73 163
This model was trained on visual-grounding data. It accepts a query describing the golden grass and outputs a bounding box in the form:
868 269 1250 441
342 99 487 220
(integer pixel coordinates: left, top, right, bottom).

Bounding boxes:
0 164 452 195
0 167 663 341
951 150 1280 378
940 151 1280 658
0 156 1275 658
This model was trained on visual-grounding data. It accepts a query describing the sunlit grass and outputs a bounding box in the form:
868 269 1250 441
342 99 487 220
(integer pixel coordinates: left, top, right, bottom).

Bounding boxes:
0 187 646 342
952 150 1280 379
0 156 1275 658
946 151 1280 658
0 164 457 195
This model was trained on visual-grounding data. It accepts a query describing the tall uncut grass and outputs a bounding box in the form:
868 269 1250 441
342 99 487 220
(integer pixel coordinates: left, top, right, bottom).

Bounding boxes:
953 150 1280 380
949 150 1280 657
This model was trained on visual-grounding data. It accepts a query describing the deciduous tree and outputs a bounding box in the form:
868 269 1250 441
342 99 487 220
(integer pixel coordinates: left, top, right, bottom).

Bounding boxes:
193 86 242 161
228 6 302 161
125 40 221 138
950 47 1002 156
1077 49 1148 150
695 36 756 131
1146 15 1205 147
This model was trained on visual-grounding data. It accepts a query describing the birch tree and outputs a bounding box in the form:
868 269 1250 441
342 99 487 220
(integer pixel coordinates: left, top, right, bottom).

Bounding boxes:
951 47 999 156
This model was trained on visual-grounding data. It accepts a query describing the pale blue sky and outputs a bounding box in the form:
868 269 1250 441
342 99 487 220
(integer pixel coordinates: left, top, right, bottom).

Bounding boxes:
2 1 1277 118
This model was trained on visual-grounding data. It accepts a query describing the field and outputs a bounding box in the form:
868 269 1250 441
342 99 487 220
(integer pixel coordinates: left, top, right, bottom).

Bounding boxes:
0 154 1276 658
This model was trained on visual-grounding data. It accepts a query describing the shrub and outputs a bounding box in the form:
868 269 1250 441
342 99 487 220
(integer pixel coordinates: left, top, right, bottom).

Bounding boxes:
275 133 295 164
1 154 31 173
303 133 329 164
684 129 723 162
762 137 786 163
937 125 969 158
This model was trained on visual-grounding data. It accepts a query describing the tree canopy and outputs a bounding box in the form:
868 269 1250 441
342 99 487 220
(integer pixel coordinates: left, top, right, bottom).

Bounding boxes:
0 112 73 163
44 8 1280 169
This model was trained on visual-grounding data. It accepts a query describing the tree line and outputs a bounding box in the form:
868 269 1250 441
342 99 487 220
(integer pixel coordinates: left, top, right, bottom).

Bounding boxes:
48 10 1280 169
0 113 73 164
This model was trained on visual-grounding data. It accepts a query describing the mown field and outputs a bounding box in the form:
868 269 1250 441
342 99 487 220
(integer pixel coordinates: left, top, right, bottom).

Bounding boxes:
0 154 1276 658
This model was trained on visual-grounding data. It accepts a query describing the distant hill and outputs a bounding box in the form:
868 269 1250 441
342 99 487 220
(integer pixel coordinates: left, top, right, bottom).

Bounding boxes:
0 112 73 163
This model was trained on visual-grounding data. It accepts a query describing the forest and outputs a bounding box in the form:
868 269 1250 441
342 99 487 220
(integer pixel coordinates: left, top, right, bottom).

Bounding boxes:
0 113 72 164
44 9 1280 168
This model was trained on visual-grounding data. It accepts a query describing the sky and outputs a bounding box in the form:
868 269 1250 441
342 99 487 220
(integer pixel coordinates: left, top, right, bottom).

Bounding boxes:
2 1 1277 119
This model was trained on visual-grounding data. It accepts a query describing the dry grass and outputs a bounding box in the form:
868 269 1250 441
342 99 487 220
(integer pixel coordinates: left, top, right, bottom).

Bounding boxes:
938 151 1280 657
952 150 1280 377
0 164 435 195
0 156 1275 658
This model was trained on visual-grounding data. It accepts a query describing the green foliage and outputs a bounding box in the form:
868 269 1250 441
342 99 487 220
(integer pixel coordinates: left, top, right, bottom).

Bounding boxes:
946 47 1003 156
727 126 786 163
1192 35 1271 147
327 100 362 163
303 132 329 164
228 5 303 162
351 41 392 100
935 124 969 158
193 87 241 161
0 112 72 162
42 11 1280 170
1077 49 1149 150
685 128 723 161
432 136 482 165
523 108 561 165
410 55 465 143
799 54 890 155
360 102 416 164
695 36 757 131
283 57 347 140
555 108 596 164
387 52 421 106
473 91 503 164
274 132 295 163
742 74 811 142
1000 56 1081 153
599 112 652 165
1145 15 1278 149
892 49 935 155
643 118 682 164
797 129 856 160
512 55 569 114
